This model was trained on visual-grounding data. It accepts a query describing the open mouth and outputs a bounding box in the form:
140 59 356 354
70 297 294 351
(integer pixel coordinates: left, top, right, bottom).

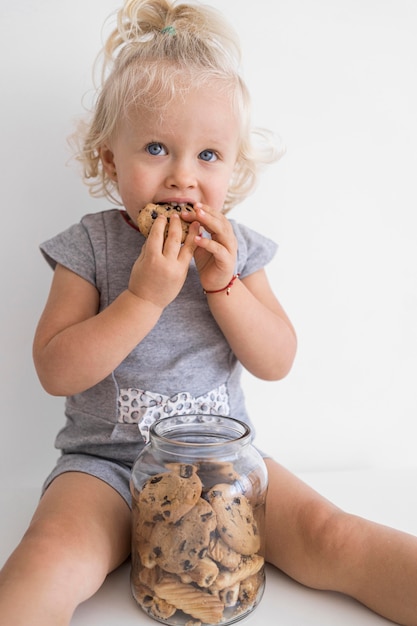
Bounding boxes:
154 201 194 210
149 202 194 219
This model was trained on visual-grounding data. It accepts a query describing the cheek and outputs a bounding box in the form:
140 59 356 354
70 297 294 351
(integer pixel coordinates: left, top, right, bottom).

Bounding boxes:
209 188 231 212
216 168 236 202
115 175 141 213
117 166 146 196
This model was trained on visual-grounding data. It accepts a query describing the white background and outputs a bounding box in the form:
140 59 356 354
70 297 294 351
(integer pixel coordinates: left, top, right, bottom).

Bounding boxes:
1 0 416 488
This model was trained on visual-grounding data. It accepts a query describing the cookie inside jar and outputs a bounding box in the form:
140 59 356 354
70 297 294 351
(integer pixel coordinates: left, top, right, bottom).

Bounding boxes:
130 415 268 626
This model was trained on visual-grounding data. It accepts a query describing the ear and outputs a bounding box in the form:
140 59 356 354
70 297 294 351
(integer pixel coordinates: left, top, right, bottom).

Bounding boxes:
100 145 117 181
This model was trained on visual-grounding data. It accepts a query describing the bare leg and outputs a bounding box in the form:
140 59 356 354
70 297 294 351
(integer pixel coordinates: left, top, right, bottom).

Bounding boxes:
264 458 417 626
0 472 131 626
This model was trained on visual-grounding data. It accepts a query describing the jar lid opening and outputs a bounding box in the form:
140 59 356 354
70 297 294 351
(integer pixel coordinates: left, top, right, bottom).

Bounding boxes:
150 414 251 448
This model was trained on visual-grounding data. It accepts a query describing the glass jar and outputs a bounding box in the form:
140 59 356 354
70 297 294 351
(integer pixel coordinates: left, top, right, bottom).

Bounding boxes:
130 414 268 626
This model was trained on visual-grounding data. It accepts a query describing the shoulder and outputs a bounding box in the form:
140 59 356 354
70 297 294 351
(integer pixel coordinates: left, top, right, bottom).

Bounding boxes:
39 209 127 284
80 208 123 226
229 219 278 277
41 210 128 253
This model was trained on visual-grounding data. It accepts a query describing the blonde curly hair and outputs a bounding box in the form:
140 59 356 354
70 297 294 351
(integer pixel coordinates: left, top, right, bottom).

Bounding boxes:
72 0 282 212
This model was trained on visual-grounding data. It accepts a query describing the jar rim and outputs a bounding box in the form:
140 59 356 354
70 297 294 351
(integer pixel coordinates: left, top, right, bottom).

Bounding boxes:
149 414 251 449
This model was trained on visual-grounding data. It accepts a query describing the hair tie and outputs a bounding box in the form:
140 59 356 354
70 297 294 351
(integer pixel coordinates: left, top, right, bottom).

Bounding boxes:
161 25 176 36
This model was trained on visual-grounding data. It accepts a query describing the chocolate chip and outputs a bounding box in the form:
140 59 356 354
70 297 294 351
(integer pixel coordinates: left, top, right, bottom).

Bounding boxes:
179 464 194 479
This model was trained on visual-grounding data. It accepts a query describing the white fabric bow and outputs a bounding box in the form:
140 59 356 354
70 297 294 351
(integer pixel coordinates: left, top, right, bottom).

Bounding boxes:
117 385 230 442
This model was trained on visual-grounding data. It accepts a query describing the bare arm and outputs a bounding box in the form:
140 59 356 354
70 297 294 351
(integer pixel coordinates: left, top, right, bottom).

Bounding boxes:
33 214 199 396
33 264 163 396
188 204 297 381
206 269 297 380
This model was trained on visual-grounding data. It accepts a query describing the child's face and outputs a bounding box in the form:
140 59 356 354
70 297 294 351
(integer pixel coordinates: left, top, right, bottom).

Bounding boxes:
101 85 240 221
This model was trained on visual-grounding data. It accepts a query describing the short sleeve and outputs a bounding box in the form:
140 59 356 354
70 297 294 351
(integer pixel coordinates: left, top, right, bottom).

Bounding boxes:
231 220 278 278
40 222 96 286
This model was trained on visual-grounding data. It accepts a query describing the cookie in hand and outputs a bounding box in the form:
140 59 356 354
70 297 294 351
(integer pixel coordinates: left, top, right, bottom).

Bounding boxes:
137 202 196 242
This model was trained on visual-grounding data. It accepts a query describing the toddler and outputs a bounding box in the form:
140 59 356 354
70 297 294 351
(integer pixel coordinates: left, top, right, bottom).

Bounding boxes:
0 1 417 625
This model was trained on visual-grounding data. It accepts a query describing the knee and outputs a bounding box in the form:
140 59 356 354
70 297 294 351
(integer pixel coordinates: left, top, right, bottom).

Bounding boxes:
24 512 88 558
296 499 357 590
20 514 108 603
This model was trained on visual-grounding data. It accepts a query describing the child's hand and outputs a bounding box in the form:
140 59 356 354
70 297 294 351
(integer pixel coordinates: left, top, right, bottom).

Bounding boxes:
182 203 237 292
128 213 199 309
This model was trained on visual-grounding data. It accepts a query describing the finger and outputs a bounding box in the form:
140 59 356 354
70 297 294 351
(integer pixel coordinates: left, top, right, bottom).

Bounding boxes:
194 233 232 268
162 213 184 255
191 204 233 243
180 221 200 256
179 206 199 223
147 214 168 247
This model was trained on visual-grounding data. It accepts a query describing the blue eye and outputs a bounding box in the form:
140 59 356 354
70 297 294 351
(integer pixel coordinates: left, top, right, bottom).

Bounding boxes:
199 149 217 162
146 142 167 156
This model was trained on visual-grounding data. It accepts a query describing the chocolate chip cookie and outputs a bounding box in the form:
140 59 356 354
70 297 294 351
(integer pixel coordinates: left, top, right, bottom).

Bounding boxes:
137 466 202 524
207 483 261 555
137 202 195 242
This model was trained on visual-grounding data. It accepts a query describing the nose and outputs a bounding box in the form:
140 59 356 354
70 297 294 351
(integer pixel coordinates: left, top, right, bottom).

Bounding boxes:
165 158 197 190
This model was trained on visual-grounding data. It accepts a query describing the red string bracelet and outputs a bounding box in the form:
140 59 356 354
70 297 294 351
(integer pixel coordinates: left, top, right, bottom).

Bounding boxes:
203 273 240 296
